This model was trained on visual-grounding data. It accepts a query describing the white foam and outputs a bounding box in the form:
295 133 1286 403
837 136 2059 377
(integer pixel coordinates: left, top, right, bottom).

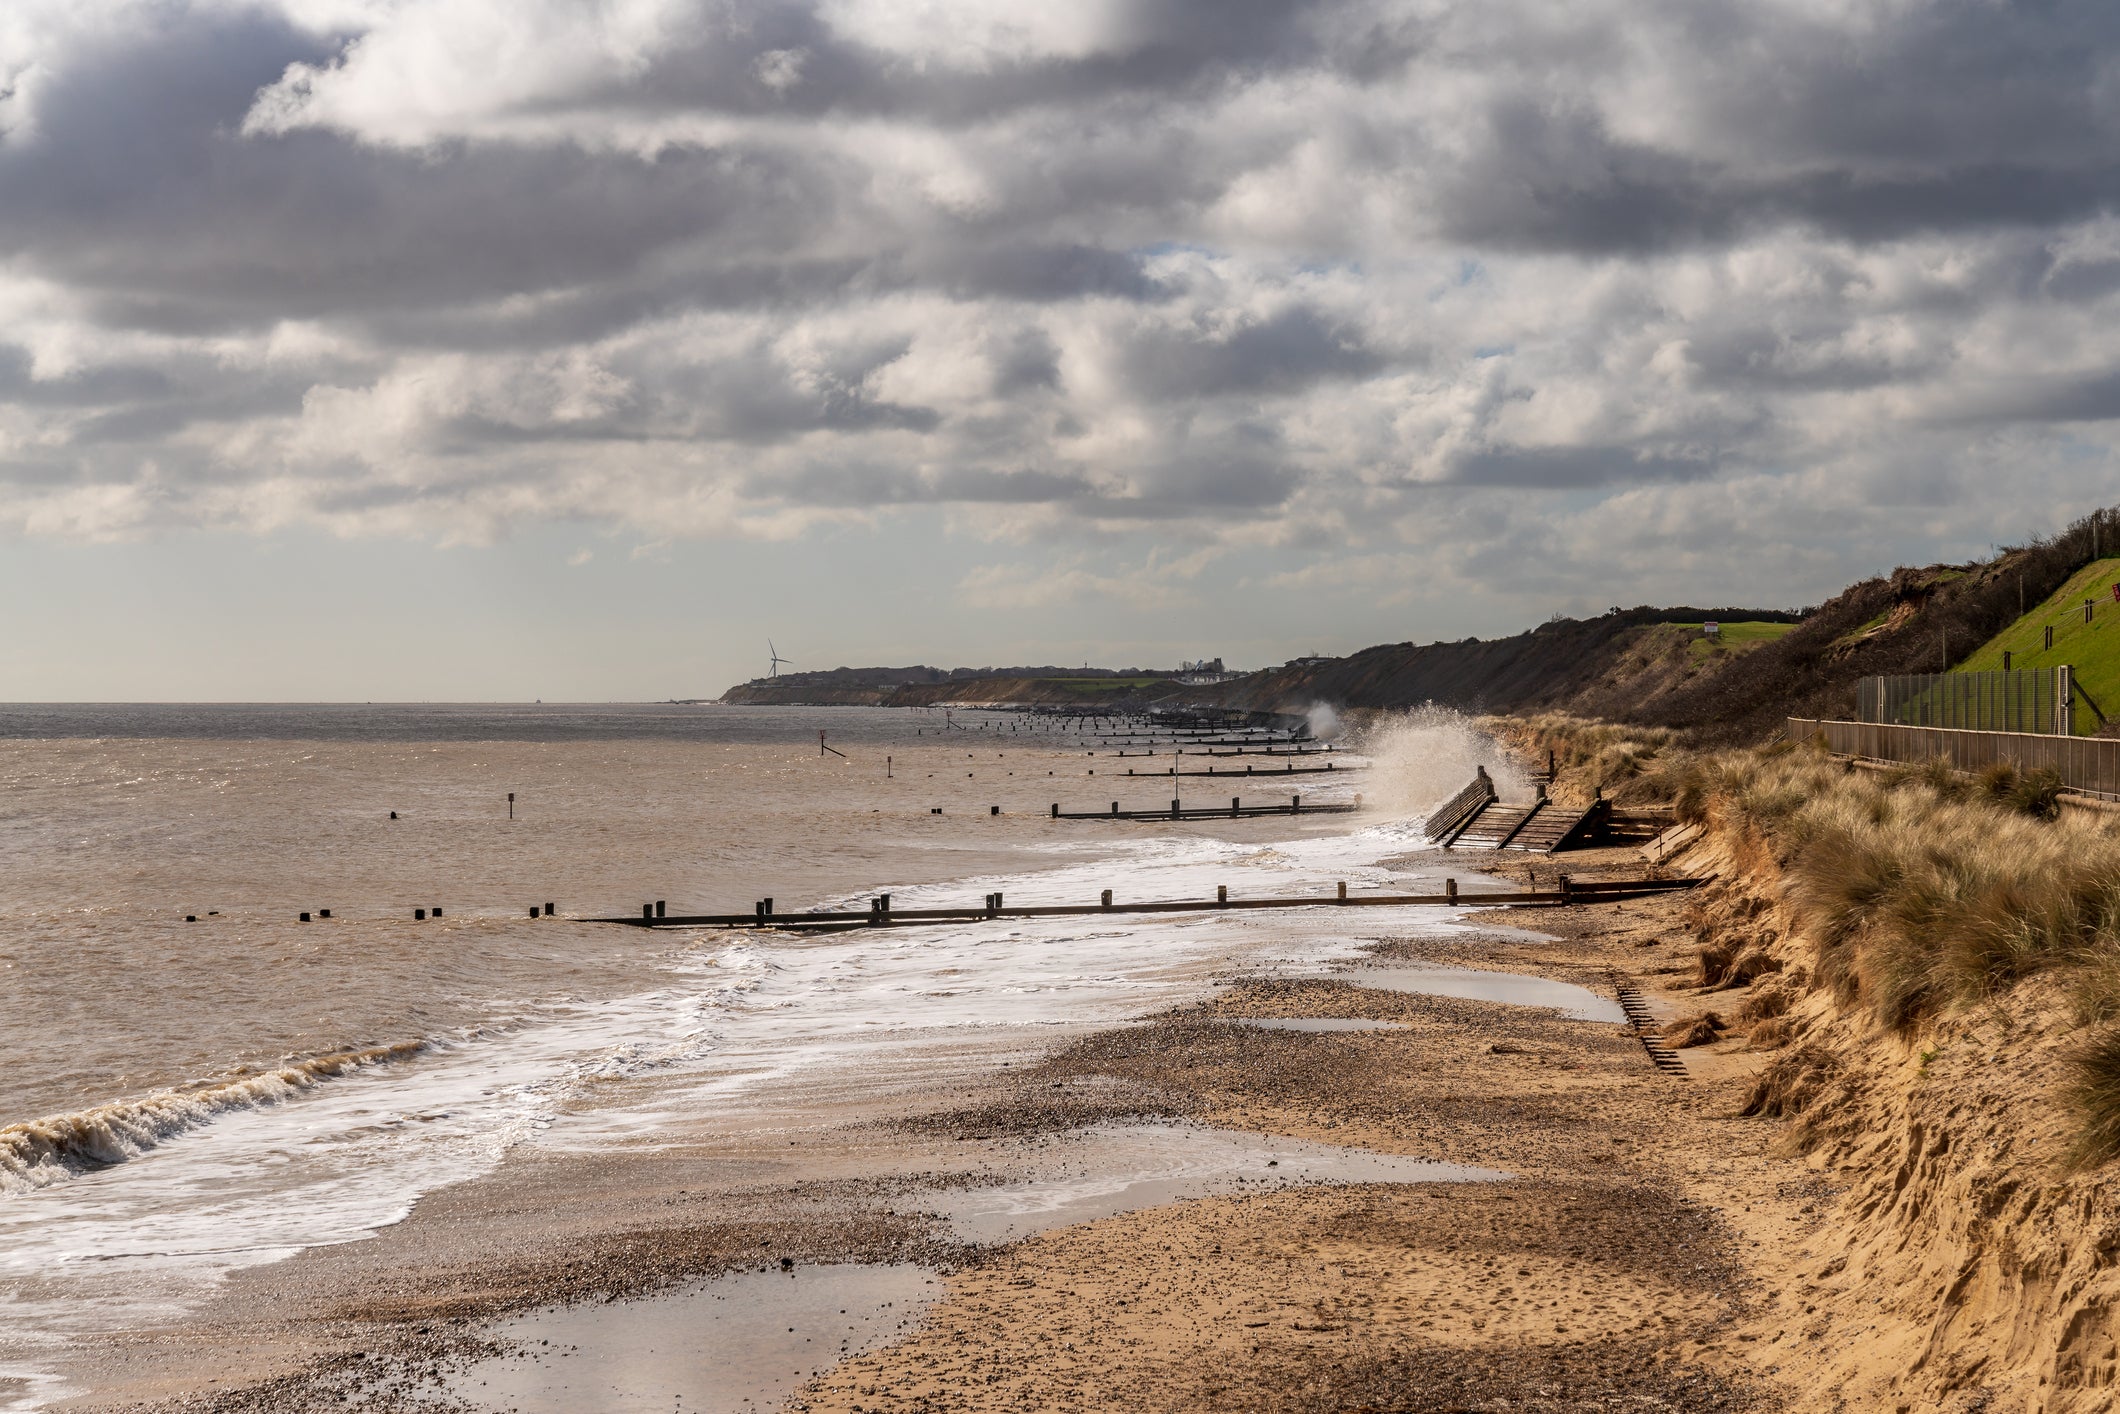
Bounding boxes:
0 769 1505 1409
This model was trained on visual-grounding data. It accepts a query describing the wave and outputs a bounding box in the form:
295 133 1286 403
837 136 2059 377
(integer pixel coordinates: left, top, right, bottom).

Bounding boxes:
0 1041 425 1196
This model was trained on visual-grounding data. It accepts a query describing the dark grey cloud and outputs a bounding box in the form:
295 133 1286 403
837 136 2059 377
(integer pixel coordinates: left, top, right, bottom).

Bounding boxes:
2 0 2120 565
1449 446 1720 490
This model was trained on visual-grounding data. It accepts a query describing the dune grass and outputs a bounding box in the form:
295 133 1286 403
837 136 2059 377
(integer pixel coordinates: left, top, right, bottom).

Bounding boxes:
1508 716 2120 1164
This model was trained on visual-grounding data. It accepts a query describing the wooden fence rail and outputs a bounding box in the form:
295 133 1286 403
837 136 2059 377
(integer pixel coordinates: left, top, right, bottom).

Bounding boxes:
1787 717 2120 797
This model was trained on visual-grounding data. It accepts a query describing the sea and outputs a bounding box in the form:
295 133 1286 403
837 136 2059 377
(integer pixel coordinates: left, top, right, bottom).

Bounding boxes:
0 702 1509 1410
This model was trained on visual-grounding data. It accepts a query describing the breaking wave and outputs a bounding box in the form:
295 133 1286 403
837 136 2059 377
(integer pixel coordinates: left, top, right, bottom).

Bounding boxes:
0 1041 426 1195
1352 705 1533 821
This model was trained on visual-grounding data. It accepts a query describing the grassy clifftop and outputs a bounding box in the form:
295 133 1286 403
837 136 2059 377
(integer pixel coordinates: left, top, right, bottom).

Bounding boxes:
1958 555 2120 731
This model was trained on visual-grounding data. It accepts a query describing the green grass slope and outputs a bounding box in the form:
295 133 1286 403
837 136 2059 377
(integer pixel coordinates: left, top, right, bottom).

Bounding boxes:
1670 620 1799 661
1958 556 2120 731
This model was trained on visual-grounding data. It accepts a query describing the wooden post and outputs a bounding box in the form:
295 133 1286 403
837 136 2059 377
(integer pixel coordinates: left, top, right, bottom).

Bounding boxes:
299 912 310 922
990 805 1000 815
643 904 653 919
530 906 540 918
655 900 666 918
320 909 331 919
1218 884 1228 904
1232 796 1240 817
1445 878 1458 902
545 903 554 916
1171 798 1180 815
508 791 515 820
880 893 890 915
1111 801 1119 815
1051 803 1059 817
1558 875 1573 905
763 898 773 918
1336 880 1347 901
415 908 426 920
1292 794 1302 813
433 907 443 917
1101 889 1113 908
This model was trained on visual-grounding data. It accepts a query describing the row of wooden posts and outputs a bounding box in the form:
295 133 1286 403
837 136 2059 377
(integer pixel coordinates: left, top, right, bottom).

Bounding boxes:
601 874 1701 929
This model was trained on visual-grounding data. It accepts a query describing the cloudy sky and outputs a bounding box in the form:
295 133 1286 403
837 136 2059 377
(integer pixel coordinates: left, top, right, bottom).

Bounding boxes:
4 0 2119 698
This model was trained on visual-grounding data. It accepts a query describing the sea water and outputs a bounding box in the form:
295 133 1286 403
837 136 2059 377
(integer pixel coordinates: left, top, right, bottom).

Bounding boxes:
0 703 1499 1409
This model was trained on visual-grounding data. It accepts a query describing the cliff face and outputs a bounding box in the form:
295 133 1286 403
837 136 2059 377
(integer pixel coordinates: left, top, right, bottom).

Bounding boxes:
1206 607 1799 722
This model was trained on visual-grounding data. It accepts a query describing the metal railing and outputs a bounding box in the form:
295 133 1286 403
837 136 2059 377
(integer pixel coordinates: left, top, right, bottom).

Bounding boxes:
1856 667 2072 735
1788 718 2120 797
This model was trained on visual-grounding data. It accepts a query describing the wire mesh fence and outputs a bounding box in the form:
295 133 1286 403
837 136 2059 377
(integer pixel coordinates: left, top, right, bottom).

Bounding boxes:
1856 668 2071 735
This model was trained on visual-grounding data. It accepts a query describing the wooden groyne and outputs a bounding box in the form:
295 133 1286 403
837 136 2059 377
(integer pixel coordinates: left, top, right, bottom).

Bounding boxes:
1051 795 1359 821
1109 746 1336 758
588 874 1706 931
1423 768 1603 854
1115 762 1358 778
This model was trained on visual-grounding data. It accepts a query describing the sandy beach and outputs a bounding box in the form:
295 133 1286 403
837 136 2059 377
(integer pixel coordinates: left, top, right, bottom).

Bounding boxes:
40 827 1857 1414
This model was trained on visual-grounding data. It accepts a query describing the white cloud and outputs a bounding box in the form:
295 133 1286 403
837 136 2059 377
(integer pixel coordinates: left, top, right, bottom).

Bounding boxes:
0 0 2116 623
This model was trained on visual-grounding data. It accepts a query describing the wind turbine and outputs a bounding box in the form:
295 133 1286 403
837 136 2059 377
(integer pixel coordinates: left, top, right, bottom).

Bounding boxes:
768 640 793 678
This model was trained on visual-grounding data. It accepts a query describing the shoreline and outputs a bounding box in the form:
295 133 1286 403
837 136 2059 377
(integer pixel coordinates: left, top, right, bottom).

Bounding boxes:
57 836 1840 1414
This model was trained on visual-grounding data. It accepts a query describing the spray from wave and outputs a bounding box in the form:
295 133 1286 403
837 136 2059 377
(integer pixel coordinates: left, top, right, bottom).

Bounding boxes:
1304 702 1342 740
1350 706 1532 824
0 1041 426 1196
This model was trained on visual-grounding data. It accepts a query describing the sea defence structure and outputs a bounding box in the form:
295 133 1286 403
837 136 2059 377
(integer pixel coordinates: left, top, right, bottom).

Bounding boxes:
1423 767 1608 853
587 874 1704 931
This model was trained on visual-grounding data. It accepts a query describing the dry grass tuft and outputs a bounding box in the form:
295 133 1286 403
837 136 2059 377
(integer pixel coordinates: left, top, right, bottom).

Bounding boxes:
1745 1016 1794 1050
1737 983 1792 1022
2065 1029 2120 1169
1663 1013 1725 1048
1740 1045 1842 1121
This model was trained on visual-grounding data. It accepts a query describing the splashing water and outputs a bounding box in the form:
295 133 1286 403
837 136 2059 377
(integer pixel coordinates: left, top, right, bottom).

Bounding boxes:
1349 706 1532 820
1304 702 1341 740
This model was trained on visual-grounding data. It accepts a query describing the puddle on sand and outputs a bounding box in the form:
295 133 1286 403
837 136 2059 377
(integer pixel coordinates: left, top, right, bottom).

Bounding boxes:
926 1122 1505 1243
1348 967 1624 1023
447 1262 931 1413
1216 1017 1399 1033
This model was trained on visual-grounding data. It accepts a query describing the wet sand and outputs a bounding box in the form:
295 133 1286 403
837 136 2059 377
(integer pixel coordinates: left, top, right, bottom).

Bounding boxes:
77 842 1826 1413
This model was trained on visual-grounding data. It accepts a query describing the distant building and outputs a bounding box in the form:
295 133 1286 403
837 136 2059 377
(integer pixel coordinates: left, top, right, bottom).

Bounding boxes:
1176 655 1243 685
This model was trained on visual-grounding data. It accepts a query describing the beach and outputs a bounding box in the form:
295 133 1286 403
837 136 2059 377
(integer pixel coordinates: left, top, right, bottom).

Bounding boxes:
2 705 1824 1413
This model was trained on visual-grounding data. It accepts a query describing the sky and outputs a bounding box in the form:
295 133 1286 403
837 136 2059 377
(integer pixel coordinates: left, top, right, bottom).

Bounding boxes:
5 0 2120 700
